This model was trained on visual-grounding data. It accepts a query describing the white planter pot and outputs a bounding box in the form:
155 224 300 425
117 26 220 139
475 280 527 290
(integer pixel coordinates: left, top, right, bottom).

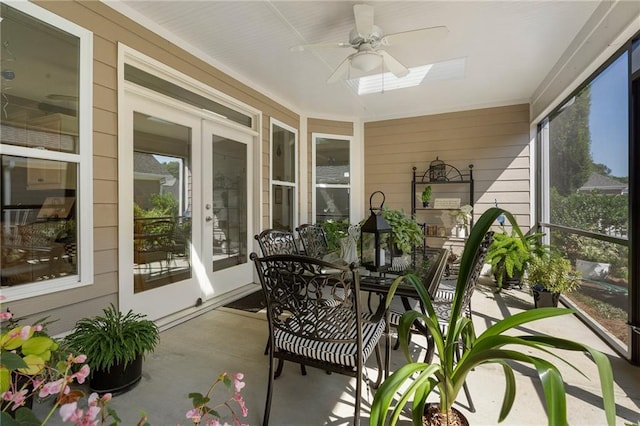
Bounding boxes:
575 259 610 280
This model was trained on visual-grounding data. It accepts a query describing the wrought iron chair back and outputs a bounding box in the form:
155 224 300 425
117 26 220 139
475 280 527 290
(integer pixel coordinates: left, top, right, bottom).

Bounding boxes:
133 218 176 272
433 231 494 320
254 229 299 256
251 253 384 426
295 223 329 259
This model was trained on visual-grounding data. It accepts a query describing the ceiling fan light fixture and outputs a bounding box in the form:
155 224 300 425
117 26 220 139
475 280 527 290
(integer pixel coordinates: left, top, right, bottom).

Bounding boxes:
350 51 382 72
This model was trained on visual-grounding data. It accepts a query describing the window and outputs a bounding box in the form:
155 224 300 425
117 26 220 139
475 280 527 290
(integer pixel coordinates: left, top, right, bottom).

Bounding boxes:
270 120 297 231
538 51 629 352
0 2 92 299
125 65 252 128
313 134 351 223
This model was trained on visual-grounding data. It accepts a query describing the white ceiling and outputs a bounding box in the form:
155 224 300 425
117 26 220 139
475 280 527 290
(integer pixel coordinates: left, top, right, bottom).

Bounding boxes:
110 1 602 121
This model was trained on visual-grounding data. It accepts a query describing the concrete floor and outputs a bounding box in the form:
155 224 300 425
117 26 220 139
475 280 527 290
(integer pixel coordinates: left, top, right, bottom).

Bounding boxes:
34 278 640 425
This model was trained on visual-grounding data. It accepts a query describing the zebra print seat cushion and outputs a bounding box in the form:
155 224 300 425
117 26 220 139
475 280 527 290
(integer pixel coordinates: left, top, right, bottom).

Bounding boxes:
274 312 385 368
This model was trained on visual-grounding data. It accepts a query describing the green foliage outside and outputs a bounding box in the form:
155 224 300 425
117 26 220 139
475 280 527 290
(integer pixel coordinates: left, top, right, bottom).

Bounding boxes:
163 161 180 180
134 193 179 218
547 83 628 281
550 188 628 235
549 87 592 196
550 188 628 279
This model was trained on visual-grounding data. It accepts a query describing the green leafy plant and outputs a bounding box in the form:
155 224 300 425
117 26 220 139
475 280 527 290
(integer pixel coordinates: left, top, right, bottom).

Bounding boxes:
527 250 581 294
64 304 160 372
485 227 546 290
321 219 349 251
369 207 615 426
421 186 432 206
381 208 423 254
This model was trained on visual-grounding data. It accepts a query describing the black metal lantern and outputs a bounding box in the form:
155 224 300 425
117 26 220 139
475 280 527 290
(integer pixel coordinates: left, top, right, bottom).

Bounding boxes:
429 156 446 182
360 191 392 272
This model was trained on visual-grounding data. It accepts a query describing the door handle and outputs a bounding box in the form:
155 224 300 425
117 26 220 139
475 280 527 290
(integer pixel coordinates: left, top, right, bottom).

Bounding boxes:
205 216 213 222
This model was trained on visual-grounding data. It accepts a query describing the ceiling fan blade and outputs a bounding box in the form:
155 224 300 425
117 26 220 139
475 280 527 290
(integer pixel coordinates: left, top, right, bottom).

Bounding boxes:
327 57 352 84
380 26 449 47
353 4 374 37
290 42 352 52
379 50 409 78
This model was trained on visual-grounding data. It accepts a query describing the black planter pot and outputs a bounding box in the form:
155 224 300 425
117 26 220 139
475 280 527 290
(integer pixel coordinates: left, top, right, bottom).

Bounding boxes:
494 267 523 289
89 354 143 395
532 288 560 308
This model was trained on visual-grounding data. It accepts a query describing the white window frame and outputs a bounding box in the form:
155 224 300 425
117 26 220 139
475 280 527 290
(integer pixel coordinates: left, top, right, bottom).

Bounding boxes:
311 132 353 224
1 1 93 301
270 119 298 231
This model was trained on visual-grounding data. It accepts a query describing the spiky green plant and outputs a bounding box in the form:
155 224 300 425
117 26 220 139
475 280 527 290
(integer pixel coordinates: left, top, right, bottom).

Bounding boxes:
64 304 159 372
369 207 615 426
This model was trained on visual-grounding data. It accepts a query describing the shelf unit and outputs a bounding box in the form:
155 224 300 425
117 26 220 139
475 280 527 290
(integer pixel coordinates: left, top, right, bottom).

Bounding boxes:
411 163 474 243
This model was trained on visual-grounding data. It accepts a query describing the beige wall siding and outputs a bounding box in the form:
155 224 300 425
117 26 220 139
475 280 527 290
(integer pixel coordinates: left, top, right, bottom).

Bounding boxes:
305 119 354 224
8 1 298 333
364 104 531 234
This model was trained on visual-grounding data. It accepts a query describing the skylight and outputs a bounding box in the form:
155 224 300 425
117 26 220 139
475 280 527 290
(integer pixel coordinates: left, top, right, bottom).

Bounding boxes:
348 57 466 95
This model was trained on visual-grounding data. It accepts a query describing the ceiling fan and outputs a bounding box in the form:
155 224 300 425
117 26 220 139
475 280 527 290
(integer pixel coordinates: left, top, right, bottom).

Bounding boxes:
292 4 448 83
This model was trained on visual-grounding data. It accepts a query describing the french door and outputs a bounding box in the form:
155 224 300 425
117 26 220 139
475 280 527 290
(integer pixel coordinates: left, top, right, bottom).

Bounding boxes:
201 121 253 296
119 91 254 320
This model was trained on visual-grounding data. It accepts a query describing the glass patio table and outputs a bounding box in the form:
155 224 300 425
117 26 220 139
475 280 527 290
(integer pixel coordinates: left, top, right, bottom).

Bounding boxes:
358 247 450 376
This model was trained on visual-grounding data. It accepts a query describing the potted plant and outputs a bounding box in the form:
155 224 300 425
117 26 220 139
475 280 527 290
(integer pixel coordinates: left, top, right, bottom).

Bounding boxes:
528 250 581 308
381 208 424 254
450 204 473 238
64 304 159 394
369 207 615 426
421 186 432 208
485 227 546 290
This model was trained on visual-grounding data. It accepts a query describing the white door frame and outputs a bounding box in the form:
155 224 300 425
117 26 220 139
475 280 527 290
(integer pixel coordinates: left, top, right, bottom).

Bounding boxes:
118 46 262 322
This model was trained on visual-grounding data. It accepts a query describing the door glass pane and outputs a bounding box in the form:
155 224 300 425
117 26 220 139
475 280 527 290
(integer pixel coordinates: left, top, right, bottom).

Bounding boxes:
212 136 247 271
133 112 192 293
272 185 294 232
272 124 295 182
0 3 80 154
316 138 350 185
1 155 78 286
316 187 349 222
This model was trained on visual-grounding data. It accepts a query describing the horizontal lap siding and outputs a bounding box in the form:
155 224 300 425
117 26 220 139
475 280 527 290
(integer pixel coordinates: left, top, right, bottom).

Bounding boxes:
13 1 297 333
364 104 531 233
